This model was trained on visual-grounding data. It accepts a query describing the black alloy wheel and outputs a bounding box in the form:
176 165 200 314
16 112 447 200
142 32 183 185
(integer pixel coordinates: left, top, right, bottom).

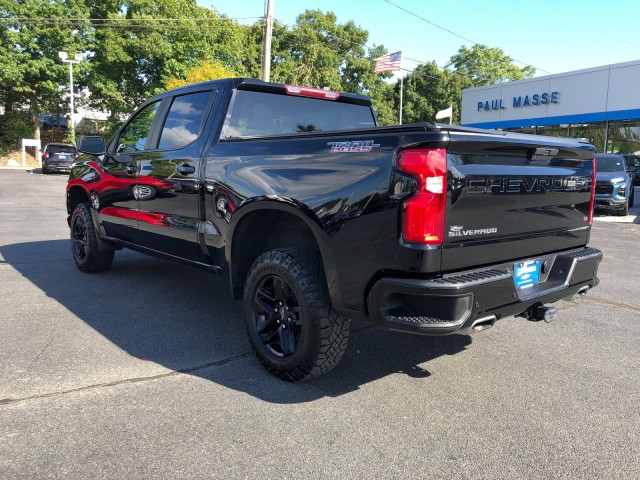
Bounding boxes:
252 274 301 358
244 248 350 381
72 213 88 262
69 203 114 273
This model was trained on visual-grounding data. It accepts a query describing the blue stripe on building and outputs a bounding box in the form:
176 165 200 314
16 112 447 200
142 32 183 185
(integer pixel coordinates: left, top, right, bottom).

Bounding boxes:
463 108 640 129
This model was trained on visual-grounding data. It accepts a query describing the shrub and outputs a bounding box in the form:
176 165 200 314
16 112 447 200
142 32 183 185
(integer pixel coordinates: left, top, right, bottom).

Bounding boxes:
0 111 33 148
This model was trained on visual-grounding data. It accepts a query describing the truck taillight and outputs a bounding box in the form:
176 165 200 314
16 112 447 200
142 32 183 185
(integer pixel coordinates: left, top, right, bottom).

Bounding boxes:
285 84 340 100
588 157 596 225
397 148 447 245
43 152 49 159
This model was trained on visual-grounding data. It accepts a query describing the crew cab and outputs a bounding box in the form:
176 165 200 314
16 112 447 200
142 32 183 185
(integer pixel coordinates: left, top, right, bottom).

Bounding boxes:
67 78 602 381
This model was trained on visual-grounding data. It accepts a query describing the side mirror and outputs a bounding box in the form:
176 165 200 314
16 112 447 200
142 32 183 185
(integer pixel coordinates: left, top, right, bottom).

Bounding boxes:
77 135 106 155
627 165 637 173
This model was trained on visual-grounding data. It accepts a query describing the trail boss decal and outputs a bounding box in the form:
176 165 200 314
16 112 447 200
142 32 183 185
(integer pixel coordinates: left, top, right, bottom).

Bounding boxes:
327 140 380 153
449 225 498 237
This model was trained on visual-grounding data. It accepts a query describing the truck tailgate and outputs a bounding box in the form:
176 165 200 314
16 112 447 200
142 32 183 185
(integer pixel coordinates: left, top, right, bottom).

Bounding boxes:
442 131 595 271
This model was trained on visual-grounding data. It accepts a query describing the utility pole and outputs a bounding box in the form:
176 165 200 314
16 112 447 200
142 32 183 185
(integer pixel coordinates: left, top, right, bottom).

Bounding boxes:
262 0 274 82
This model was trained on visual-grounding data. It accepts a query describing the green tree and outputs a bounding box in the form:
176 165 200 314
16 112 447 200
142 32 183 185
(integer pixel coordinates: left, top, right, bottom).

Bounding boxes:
85 0 252 122
165 59 236 90
447 44 535 86
400 63 451 124
0 0 90 141
268 10 363 90
367 80 396 126
266 11 396 125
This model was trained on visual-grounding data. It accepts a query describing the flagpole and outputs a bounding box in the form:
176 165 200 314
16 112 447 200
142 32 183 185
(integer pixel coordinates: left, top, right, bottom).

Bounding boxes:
399 76 403 125
398 49 404 125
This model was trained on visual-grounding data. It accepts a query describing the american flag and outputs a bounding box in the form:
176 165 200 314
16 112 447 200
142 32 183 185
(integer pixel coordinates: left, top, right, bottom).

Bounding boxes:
374 51 402 73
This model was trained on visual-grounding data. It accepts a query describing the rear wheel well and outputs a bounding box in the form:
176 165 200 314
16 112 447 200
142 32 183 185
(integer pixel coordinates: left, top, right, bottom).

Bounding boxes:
231 210 320 299
67 186 89 215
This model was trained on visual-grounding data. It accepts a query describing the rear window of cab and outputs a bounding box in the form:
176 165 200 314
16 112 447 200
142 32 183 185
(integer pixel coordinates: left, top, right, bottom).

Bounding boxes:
222 90 376 138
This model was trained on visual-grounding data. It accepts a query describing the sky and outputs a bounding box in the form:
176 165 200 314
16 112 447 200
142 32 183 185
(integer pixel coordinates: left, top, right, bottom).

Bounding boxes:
199 0 640 79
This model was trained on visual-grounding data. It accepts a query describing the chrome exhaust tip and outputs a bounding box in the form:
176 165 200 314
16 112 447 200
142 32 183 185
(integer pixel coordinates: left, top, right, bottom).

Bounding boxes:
471 315 497 332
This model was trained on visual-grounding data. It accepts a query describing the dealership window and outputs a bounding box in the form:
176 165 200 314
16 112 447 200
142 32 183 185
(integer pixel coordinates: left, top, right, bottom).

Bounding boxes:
536 125 570 139
569 124 606 153
511 126 537 135
606 120 640 155
506 119 640 154
507 123 606 152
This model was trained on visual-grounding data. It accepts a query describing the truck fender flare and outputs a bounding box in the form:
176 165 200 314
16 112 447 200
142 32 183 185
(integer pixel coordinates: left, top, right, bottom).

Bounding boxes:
225 197 342 305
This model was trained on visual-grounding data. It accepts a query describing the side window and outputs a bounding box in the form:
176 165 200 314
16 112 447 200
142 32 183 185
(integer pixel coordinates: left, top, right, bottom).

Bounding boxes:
116 101 161 153
157 90 213 150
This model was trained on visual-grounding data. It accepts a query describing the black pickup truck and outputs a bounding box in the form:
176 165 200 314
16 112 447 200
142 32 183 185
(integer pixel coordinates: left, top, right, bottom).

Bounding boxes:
67 78 602 381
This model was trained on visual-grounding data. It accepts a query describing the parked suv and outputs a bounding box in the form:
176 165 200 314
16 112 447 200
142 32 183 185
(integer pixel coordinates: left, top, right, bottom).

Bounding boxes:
594 153 636 216
41 143 78 174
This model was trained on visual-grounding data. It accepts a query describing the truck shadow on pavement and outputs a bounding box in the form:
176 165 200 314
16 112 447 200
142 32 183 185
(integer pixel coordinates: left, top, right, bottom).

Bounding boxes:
1 240 471 403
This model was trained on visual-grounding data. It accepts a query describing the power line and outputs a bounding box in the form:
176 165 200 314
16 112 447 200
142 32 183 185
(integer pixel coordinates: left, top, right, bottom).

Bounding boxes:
1 17 263 22
382 0 553 75
0 17 262 30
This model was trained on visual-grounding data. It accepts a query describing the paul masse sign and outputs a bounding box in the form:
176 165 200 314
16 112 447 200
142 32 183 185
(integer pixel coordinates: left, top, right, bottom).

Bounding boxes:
477 92 559 112
461 60 640 128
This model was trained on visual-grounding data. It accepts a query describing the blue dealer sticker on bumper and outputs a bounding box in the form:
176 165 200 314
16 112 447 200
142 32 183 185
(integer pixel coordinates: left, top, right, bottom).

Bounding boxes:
514 260 541 289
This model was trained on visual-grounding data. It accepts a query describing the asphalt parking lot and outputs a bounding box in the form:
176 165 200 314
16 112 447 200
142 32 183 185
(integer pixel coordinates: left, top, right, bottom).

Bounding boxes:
1 169 639 479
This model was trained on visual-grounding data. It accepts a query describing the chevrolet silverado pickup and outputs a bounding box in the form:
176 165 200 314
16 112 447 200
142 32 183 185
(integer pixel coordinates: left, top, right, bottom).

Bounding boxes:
67 78 602 381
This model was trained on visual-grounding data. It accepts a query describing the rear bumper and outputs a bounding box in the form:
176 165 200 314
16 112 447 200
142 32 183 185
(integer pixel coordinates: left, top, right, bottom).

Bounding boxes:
367 247 602 335
43 162 72 173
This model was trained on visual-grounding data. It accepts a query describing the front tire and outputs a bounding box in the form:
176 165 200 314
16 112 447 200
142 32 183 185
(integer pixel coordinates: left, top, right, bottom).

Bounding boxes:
70 203 114 273
243 248 350 381
618 200 629 216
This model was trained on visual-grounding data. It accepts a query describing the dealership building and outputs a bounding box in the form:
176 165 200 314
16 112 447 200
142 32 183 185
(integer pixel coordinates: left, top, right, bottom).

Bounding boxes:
460 59 640 155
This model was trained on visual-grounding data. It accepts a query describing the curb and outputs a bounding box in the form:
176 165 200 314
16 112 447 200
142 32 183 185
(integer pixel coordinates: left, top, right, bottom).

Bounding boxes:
0 166 40 170
593 210 639 224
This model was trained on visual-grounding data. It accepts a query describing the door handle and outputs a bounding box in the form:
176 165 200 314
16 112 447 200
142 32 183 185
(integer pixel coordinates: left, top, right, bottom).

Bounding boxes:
125 165 137 175
176 164 196 175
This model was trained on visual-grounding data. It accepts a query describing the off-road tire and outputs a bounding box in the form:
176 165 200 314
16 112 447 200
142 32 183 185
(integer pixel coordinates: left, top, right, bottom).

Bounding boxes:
243 248 350 381
70 203 114 273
